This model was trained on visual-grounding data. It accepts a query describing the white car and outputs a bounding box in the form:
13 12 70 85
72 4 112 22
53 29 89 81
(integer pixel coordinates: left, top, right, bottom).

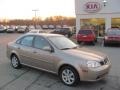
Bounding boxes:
6 26 15 33
17 26 26 33
28 29 46 33
28 25 35 31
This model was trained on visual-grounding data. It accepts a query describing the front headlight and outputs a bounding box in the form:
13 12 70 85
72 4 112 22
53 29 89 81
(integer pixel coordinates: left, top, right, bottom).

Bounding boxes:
87 61 101 68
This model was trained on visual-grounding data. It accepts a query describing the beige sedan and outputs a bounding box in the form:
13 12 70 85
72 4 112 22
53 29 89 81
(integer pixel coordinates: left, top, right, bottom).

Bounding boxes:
7 33 111 86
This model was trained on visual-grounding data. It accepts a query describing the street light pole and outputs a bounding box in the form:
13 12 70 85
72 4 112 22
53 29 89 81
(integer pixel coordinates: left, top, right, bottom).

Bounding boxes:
32 9 39 28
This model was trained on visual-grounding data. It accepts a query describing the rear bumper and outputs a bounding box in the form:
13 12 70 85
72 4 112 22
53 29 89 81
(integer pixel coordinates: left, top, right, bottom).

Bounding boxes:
105 40 120 44
77 39 95 42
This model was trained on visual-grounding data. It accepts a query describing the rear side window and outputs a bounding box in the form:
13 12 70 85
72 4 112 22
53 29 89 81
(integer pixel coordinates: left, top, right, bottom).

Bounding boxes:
79 30 92 35
20 36 34 47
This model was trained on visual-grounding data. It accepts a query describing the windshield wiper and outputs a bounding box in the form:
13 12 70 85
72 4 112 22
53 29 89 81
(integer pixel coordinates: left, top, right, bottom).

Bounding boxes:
61 48 71 50
71 46 78 49
61 46 78 50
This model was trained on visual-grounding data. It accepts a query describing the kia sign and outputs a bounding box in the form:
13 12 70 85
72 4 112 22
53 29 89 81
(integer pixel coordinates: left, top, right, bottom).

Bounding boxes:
84 2 101 13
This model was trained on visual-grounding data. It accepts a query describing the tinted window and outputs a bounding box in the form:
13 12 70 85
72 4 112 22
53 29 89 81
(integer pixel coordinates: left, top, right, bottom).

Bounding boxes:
79 30 92 35
20 36 34 46
34 36 50 50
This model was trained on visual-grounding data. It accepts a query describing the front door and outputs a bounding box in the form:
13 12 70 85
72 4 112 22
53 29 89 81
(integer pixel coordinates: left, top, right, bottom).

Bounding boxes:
31 36 56 72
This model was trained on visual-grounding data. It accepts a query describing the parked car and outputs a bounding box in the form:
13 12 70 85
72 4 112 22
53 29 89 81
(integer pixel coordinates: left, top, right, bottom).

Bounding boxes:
17 26 26 33
35 25 42 30
48 25 55 29
103 28 120 46
42 25 48 29
6 26 15 33
0 25 6 32
51 28 72 38
28 25 35 31
28 29 47 33
76 29 96 45
56 25 62 29
7 33 111 86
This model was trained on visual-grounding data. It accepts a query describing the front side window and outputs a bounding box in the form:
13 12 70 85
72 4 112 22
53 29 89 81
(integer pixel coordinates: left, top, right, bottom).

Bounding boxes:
34 36 50 50
20 36 34 47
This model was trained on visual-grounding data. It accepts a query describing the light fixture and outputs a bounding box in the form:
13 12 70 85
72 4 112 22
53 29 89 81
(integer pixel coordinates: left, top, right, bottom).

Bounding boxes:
103 0 107 7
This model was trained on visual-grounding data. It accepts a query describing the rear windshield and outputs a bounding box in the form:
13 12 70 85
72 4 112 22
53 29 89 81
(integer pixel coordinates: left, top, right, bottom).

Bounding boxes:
107 30 120 35
78 30 92 35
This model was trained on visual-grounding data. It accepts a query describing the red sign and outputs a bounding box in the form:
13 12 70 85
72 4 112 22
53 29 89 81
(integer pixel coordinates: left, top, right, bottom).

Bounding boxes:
84 2 101 13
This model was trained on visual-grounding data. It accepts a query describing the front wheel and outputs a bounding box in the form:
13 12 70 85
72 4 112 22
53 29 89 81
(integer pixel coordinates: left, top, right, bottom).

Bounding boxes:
11 55 21 69
103 40 107 47
77 41 81 44
59 66 80 86
92 41 95 45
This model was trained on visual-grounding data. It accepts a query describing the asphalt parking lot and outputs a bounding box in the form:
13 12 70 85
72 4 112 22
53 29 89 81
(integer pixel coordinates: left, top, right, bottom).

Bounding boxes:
0 33 120 90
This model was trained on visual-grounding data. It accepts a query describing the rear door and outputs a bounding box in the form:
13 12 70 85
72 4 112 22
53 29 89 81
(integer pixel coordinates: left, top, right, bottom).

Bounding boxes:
16 35 35 65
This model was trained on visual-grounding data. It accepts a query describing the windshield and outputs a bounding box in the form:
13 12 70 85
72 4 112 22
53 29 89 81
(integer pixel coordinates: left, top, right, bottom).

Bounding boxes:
48 36 77 50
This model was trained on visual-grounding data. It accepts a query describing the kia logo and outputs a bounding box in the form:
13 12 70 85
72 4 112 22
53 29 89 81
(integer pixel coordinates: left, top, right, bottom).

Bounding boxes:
84 2 101 13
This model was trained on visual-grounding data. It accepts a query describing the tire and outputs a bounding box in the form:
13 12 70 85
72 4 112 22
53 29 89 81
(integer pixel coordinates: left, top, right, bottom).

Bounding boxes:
103 40 107 47
11 54 21 69
59 66 80 86
92 41 95 45
77 41 81 44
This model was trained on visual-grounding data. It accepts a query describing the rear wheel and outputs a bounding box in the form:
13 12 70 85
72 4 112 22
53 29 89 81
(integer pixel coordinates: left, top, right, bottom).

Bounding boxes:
11 54 21 69
59 66 80 86
92 41 95 45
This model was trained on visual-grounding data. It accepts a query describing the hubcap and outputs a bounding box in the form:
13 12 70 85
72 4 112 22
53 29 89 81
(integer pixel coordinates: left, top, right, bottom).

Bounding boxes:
11 56 18 67
62 69 75 85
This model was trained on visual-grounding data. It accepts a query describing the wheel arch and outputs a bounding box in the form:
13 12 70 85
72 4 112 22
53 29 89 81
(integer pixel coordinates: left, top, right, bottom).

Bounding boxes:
10 51 20 61
58 64 80 80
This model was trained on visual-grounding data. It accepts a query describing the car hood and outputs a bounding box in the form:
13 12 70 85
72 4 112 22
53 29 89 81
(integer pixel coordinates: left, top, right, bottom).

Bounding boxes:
62 48 106 61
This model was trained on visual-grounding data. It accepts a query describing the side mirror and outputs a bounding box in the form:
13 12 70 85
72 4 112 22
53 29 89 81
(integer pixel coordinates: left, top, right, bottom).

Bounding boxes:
43 46 54 52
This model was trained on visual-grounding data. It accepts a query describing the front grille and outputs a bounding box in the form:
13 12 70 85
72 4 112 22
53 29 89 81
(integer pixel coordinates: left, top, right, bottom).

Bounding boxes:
99 58 108 65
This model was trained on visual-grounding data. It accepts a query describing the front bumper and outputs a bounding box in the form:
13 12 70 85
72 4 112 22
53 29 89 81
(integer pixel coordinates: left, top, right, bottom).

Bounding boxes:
79 63 111 81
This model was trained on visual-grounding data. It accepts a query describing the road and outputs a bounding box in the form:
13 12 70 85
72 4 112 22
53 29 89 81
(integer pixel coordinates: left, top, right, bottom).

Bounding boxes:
0 33 120 90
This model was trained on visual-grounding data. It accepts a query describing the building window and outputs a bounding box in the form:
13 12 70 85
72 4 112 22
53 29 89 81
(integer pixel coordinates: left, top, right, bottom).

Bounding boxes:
80 18 105 37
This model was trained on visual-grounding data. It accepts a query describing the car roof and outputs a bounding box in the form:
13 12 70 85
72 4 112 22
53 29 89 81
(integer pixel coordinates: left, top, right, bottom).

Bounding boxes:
25 33 63 37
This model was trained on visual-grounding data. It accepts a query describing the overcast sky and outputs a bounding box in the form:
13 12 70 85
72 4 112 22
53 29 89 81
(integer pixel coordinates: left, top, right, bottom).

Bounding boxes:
0 0 75 19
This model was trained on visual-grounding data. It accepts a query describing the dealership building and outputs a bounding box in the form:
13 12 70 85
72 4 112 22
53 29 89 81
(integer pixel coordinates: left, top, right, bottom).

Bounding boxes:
75 0 120 37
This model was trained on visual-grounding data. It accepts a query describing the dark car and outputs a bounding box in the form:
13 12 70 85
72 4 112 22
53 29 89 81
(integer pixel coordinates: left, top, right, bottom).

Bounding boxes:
103 28 120 46
51 28 72 38
76 29 96 45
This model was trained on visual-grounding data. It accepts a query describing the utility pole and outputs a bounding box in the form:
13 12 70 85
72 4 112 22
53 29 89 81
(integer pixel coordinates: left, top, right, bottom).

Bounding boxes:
32 9 39 28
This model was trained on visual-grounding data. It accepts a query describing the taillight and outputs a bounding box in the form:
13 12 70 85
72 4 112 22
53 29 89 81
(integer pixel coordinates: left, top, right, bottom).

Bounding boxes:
105 36 108 39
